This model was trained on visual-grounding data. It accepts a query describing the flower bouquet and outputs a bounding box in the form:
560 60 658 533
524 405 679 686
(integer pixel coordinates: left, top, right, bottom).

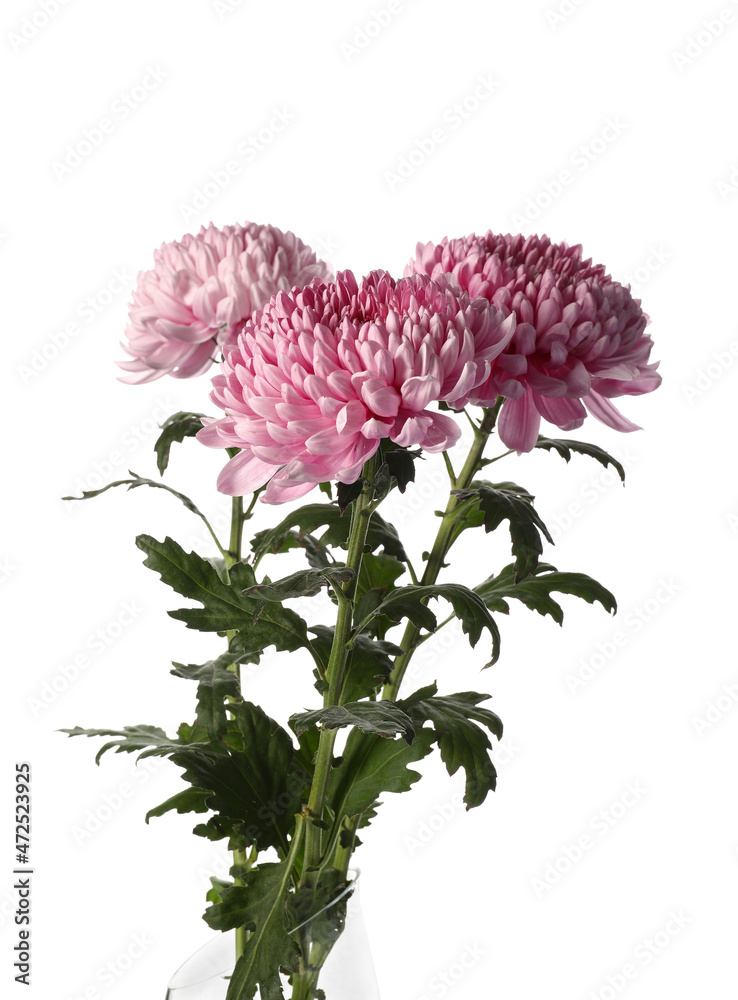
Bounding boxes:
64 223 660 999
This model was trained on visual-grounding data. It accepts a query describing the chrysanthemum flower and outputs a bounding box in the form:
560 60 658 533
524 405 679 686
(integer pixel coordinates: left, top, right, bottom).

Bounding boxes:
198 270 515 503
118 222 332 383
407 232 661 452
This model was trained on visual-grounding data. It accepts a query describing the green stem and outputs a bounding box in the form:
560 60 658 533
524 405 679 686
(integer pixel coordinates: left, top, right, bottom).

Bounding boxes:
333 816 358 880
301 459 377 893
382 402 501 702
228 495 243 563
223 487 249 961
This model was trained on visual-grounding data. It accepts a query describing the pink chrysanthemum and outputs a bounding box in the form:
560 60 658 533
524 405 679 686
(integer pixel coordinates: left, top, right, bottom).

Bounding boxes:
118 222 333 383
198 270 515 504
407 232 661 452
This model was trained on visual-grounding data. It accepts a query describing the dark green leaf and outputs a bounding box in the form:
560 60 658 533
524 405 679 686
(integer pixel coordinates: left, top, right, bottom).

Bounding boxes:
170 653 244 738
535 436 626 482
336 478 365 514
204 860 299 1000
136 535 312 656
286 868 349 960
354 553 406 632
290 701 415 743
364 583 501 666
59 724 194 765
475 562 617 624
251 504 408 564
154 411 207 475
400 685 502 809
63 471 213 531
145 787 212 824
269 530 332 569
327 726 435 824
242 567 355 611
308 627 402 703
172 701 307 855
452 480 553 581
383 448 419 494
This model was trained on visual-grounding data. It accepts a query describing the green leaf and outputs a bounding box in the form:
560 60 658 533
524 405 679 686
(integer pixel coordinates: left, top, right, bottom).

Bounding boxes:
286 868 349 978
171 702 307 855
59 724 195 765
400 685 503 809
251 504 408 565
290 701 416 743
204 860 299 1000
145 787 212 824
242 567 355 610
365 583 501 666
327 726 435 824
383 447 419 495
206 876 232 906
535 436 626 482
451 480 554 581
136 536 313 656
308 627 402 702
63 470 222 538
154 411 207 475
475 562 617 624
170 652 244 738
336 478 365 514
354 553 406 632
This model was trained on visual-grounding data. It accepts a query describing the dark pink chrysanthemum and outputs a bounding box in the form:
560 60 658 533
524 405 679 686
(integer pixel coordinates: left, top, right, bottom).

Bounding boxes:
198 270 515 503
407 232 661 452
118 222 332 383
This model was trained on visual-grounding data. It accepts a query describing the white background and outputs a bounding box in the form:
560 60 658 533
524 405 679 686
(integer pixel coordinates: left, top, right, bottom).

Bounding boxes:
2 1 736 998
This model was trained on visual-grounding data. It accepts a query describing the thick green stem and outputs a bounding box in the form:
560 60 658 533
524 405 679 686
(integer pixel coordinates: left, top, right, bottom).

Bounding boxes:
382 403 501 702
301 460 377 892
223 491 249 960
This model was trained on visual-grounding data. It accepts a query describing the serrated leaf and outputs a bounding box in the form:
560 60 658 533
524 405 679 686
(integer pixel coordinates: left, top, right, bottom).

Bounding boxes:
354 553 406 633
452 480 553 581
136 535 313 656
171 701 307 855
251 504 408 564
475 562 617 624
401 686 503 809
308 627 402 703
204 860 299 1000
327 726 435 824
383 447 419 494
336 478 365 514
145 787 212 824
286 868 348 960
59 724 194 765
364 583 501 666
63 471 213 530
170 652 244 738
154 411 207 475
535 436 626 481
206 876 232 906
290 701 415 743
242 566 355 610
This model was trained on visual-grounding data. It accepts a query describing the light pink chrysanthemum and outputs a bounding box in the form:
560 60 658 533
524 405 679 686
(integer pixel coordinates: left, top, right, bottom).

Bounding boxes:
118 222 333 383
198 270 515 504
407 232 661 452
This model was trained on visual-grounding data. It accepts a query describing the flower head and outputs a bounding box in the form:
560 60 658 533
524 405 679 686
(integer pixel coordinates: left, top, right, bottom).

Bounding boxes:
407 232 661 451
199 269 514 503
118 222 333 383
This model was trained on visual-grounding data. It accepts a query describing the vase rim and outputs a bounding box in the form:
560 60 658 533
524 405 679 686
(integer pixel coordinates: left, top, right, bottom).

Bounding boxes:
166 868 361 991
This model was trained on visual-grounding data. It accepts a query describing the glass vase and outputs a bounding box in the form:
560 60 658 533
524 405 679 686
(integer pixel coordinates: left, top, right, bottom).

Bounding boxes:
165 871 379 999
